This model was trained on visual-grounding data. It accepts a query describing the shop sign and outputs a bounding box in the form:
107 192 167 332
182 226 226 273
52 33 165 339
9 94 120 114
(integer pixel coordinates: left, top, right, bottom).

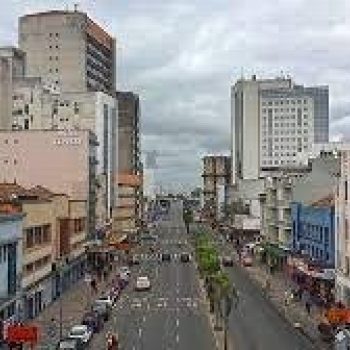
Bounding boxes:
6 324 39 344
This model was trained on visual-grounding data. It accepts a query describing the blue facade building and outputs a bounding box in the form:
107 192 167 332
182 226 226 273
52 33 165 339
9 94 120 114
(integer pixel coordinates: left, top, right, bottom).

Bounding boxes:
291 201 335 267
0 213 24 324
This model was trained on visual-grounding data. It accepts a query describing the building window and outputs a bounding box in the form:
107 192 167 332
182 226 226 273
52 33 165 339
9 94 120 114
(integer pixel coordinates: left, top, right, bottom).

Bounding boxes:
345 180 348 201
49 56 52 61
26 228 34 248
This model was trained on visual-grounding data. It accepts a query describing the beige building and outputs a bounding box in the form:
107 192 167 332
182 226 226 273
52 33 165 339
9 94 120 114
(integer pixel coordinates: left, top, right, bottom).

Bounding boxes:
202 155 231 223
0 129 97 236
0 183 87 319
115 91 143 237
0 47 26 130
19 9 116 95
260 154 339 246
112 174 142 241
336 149 350 305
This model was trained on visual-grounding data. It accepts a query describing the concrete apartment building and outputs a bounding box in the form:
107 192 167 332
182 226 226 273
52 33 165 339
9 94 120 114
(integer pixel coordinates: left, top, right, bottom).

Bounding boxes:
259 154 339 246
114 91 142 239
335 149 350 305
0 129 97 236
231 75 329 182
202 155 231 223
19 9 116 95
0 47 26 130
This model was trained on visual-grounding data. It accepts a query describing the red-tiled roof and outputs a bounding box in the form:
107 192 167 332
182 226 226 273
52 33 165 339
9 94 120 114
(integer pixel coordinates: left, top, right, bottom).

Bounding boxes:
0 183 31 201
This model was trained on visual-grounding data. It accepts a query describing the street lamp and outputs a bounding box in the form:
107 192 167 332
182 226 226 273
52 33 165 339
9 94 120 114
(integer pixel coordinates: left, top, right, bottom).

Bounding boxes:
57 257 68 341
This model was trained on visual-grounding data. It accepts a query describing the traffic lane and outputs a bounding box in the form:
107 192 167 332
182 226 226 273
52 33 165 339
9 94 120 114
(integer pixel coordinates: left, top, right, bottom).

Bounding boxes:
178 310 217 350
226 264 315 350
141 309 176 350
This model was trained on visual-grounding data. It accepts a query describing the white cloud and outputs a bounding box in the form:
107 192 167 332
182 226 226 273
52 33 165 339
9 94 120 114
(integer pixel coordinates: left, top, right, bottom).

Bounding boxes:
1 0 350 189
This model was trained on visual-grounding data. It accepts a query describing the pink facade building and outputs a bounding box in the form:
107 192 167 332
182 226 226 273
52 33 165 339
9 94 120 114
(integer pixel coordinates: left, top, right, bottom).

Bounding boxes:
0 129 97 234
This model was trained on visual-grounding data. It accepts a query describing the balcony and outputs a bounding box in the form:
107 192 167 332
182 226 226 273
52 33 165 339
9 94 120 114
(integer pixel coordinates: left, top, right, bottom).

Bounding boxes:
277 199 290 208
70 231 86 246
22 263 52 289
24 244 52 266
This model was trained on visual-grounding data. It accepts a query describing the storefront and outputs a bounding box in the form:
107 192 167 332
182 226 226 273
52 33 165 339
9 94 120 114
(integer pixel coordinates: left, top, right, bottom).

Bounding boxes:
288 256 335 306
260 242 289 272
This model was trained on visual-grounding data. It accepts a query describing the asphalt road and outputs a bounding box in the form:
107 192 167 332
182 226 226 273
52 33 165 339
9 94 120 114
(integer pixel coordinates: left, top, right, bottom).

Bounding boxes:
111 200 217 350
216 239 316 350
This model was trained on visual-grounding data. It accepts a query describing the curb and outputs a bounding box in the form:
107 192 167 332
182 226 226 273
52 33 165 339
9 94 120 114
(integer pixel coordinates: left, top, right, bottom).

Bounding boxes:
236 262 327 350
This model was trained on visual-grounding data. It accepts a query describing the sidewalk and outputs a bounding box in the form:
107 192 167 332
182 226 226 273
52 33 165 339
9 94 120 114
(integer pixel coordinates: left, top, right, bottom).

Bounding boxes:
240 255 332 349
33 268 117 349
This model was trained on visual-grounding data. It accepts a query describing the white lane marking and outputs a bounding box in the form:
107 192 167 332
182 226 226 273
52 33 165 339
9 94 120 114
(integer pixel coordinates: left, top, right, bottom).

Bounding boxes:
176 318 179 327
176 334 179 343
143 315 146 323
138 328 142 338
132 346 136 350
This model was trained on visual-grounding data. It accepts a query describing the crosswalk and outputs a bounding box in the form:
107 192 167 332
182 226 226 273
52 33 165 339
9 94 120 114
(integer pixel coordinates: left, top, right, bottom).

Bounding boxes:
161 239 188 245
135 252 191 262
116 296 201 311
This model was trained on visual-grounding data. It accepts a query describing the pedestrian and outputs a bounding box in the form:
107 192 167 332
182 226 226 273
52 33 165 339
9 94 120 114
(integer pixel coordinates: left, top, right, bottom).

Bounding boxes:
265 278 271 295
284 290 290 306
305 301 311 315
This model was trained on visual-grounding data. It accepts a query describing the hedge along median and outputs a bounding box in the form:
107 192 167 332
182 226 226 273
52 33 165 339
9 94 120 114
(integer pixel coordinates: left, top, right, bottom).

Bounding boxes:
194 231 232 313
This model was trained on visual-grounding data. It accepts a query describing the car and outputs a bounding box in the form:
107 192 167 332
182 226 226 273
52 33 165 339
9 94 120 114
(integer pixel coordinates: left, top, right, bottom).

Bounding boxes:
82 311 103 333
128 254 140 266
68 325 92 344
242 254 253 267
180 253 191 263
222 256 234 267
119 266 131 276
56 337 84 350
161 253 171 262
92 300 110 321
135 276 151 291
96 295 114 308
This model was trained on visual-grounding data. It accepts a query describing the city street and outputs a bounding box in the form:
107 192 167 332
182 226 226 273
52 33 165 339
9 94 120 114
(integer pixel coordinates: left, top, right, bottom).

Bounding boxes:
111 200 217 350
214 238 317 350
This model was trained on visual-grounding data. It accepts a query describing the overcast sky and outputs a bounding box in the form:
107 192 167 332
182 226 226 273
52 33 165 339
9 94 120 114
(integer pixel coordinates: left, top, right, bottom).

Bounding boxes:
2 0 350 192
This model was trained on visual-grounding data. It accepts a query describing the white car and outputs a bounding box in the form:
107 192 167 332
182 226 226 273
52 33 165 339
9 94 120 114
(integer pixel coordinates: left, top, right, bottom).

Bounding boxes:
68 325 92 344
119 266 131 276
96 295 114 308
135 276 151 291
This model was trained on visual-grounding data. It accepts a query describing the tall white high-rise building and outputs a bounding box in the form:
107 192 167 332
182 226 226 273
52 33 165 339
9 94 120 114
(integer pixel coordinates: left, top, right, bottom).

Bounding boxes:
231 75 329 182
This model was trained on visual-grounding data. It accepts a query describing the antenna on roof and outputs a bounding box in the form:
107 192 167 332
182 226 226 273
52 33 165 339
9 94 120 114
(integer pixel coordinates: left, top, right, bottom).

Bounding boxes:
74 3 79 12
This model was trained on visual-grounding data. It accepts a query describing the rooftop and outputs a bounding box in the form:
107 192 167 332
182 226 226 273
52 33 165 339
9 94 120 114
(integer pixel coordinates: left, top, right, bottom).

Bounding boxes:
311 194 335 208
0 182 57 203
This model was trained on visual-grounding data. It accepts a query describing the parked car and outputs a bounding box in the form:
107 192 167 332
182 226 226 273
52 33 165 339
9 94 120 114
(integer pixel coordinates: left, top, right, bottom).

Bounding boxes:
242 254 253 267
56 337 84 350
92 300 110 321
96 295 114 308
130 254 140 265
68 325 92 344
119 266 131 276
180 253 191 263
82 311 103 333
135 276 151 291
222 256 234 267
161 253 171 262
